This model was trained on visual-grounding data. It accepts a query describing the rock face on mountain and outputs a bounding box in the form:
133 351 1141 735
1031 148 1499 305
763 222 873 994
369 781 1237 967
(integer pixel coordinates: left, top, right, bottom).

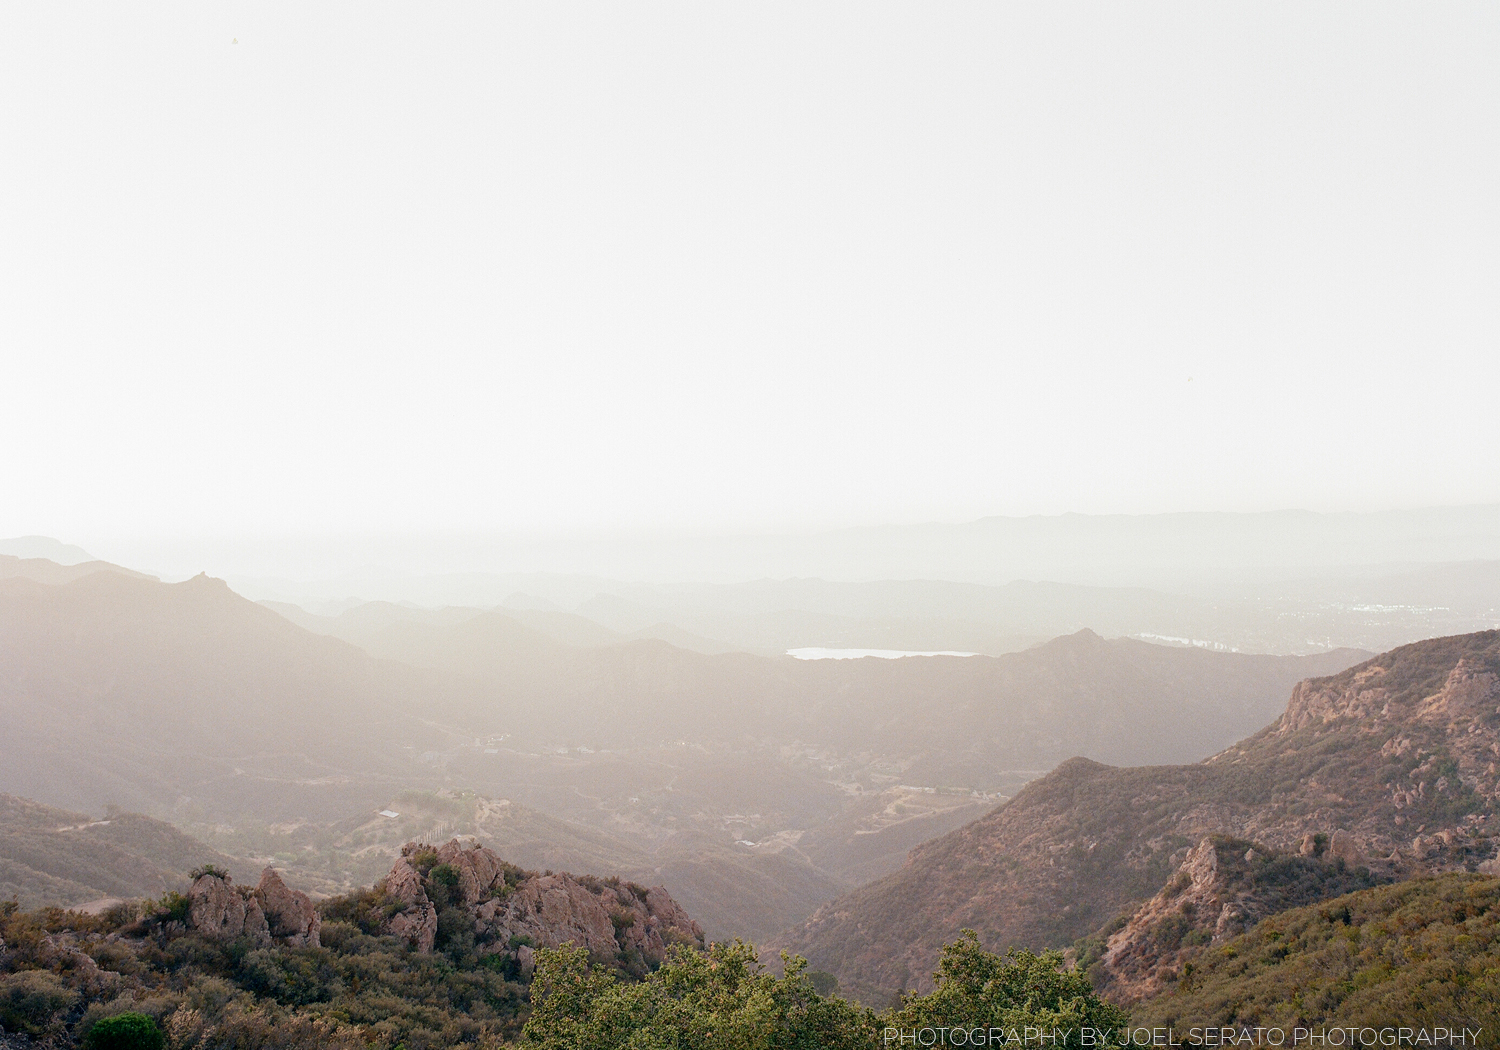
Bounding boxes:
376 840 703 970
1090 835 1382 1004
186 868 320 948
771 630 1500 1005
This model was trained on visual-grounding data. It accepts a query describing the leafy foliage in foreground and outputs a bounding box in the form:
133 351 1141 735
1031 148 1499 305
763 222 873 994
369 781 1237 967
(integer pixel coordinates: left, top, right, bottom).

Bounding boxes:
520 932 1127 1049
1131 873 1500 1029
521 940 879 1049
888 931 1128 1041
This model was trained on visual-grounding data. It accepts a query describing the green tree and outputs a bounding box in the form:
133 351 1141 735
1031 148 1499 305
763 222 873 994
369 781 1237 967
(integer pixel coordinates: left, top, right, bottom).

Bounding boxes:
886 930 1128 1045
522 939 882 1049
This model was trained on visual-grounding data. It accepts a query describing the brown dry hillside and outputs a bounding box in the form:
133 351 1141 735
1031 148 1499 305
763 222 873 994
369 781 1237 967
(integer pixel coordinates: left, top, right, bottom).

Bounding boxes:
770 630 1500 1005
0 793 248 909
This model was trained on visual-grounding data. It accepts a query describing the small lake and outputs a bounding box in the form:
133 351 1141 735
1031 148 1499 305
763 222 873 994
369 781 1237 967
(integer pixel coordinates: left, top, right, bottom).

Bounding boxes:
785 647 979 660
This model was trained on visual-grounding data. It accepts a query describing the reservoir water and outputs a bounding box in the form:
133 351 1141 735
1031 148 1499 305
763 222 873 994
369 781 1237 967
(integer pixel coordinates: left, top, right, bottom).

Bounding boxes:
785 647 979 660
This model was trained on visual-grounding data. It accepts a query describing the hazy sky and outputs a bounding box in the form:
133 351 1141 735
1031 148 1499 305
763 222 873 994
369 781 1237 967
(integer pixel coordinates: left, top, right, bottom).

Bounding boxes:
4 3 1497 538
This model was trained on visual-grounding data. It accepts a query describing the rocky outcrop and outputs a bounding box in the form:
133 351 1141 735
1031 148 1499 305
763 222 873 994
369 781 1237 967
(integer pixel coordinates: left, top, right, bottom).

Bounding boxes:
187 871 271 946
1095 834 1387 1004
1099 838 1224 1003
376 839 703 968
186 869 319 948
257 867 321 948
379 848 438 953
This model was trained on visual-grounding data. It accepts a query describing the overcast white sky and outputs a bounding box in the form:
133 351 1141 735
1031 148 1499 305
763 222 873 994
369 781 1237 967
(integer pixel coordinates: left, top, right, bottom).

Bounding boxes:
3 3 1497 539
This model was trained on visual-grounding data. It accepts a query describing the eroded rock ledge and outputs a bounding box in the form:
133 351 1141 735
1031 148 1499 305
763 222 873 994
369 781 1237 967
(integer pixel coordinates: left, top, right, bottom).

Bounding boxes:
372 839 703 973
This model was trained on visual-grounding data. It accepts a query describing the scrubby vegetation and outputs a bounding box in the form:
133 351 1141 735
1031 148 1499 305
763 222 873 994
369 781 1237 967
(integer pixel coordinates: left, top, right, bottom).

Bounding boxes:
1073 835 1390 991
0 893 527 1048
1 890 1127 1048
1131 873 1500 1029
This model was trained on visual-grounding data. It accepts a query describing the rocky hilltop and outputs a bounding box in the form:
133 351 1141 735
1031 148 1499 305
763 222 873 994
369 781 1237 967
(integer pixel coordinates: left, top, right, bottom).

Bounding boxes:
771 630 1500 1004
359 839 703 976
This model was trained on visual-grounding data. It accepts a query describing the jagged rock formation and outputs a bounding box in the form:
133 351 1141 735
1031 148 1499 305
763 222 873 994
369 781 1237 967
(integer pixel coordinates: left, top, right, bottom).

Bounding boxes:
378 847 439 953
375 839 703 970
1092 835 1382 1003
771 630 1500 1005
187 870 270 945
186 868 320 948
258 867 321 947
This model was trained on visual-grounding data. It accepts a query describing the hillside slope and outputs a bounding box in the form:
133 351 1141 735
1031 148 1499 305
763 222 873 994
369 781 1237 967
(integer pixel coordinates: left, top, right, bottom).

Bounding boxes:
0 794 247 909
772 630 1500 1004
1130 873 1500 1030
0 571 484 822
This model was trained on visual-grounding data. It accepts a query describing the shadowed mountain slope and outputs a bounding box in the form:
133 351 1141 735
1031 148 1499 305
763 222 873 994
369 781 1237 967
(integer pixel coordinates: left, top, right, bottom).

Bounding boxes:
0 571 474 822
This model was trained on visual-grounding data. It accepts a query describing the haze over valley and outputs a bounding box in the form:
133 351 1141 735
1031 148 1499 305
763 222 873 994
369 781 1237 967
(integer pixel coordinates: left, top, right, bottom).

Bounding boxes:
3 3 1498 1042
5 512 1496 949
0 540 1381 941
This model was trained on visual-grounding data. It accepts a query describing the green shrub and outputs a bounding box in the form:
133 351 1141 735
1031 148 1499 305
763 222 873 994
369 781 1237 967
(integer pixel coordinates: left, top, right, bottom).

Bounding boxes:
83 1011 165 1050
807 969 840 996
523 940 881 1049
0 969 80 1036
153 891 191 924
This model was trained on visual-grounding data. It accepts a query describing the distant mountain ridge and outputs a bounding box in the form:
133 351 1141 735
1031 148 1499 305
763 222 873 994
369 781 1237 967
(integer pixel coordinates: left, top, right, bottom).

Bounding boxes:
267 606 1368 777
0 536 97 565
265 600 751 658
128 505 1500 595
0 553 153 585
771 629 1500 1004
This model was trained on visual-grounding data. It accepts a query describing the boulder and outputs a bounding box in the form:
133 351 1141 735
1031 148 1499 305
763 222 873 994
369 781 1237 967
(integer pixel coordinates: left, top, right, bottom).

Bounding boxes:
186 872 270 947
436 838 504 907
257 868 321 948
1328 830 1365 868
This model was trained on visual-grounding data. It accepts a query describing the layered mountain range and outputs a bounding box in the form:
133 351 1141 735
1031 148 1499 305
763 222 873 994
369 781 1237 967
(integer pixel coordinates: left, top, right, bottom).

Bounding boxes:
0 558 1365 942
